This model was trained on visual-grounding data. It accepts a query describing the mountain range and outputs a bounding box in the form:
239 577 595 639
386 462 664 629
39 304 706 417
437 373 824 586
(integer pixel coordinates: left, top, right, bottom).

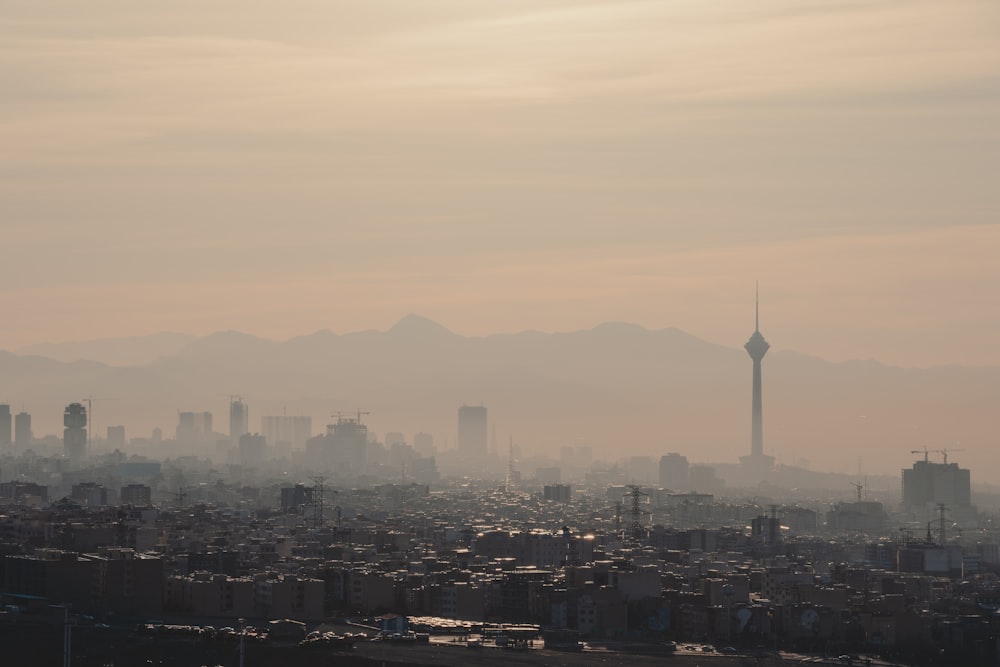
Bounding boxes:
3 315 998 479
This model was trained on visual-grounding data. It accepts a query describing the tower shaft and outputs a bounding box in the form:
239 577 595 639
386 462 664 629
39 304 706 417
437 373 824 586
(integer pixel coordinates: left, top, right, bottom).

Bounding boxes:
741 284 772 472
751 358 764 457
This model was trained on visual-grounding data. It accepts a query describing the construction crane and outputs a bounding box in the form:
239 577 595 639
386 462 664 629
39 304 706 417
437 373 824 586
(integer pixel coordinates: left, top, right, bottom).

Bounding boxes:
850 482 864 503
330 410 371 423
910 447 965 465
938 448 965 465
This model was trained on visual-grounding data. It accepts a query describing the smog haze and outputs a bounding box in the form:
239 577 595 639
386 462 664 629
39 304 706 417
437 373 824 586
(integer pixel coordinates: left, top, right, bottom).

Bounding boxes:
2 1 999 478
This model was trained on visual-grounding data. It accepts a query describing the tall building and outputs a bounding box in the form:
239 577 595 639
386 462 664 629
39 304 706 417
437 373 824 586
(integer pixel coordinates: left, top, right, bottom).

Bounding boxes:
107 425 126 449
305 415 368 475
64 402 88 462
176 411 212 443
261 415 312 450
659 453 690 490
458 405 487 458
412 432 434 456
740 286 775 474
384 432 406 447
121 483 152 506
0 404 11 450
902 458 972 512
229 398 248 444
238 433 267 466
14 411 32 448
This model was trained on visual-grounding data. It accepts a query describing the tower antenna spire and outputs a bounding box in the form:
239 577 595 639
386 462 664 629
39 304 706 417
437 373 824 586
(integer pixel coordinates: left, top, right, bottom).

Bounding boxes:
755 281 760 332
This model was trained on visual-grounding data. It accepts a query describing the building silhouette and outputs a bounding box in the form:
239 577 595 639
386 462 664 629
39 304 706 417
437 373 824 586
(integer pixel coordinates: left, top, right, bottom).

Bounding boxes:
261 415 312 450
659 453 690 490
902 458 971 512
740 286 775 475
176 411 212 443
107 425 126 449
412 432 434 456
14 411 31 448
229 398 248 444
0 404 11 450
121 483 152 506
64 402 88 462
306 415 368 475
238 433 267 466
458 405 487 459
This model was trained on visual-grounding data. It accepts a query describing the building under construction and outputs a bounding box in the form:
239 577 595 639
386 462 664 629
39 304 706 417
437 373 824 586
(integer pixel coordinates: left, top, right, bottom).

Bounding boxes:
902 457 971 512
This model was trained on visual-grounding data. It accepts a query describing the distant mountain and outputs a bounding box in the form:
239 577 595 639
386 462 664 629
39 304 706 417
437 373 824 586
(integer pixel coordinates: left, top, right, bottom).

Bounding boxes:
387 313 457 339
17 332 196 366
2 316 999 479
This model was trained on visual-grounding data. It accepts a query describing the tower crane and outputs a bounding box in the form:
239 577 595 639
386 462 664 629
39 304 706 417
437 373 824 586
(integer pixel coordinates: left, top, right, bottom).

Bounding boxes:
937 448 965 465
850 481 863 503
330 410 371 423
910 447 966 465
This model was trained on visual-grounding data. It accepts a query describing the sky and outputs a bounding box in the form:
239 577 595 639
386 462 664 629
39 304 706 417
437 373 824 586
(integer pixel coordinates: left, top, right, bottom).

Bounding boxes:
2 0 999 367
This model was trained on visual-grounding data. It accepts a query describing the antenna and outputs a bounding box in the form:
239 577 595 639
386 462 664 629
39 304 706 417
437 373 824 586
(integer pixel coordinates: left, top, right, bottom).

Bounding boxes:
755 281 760 331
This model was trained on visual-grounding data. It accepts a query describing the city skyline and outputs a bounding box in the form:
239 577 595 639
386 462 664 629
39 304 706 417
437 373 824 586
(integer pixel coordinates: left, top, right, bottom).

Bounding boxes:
1 309 997 481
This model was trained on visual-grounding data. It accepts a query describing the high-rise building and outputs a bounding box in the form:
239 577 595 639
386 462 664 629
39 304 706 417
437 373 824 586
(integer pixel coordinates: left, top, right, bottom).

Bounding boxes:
71 482 108 506
280 484 314 512
121 483 152 506
457 405 487 458
14 411 32 448
238 433 267 466
229 398 248 444
412 432 434 456
740 286 775 474
64 402 88 462
659 453 690 490
902 458 972 511
261 415 312 450
176 411 212 443
0 404 11 450
107 425 126 449
305 415 368 475
384 432 406 447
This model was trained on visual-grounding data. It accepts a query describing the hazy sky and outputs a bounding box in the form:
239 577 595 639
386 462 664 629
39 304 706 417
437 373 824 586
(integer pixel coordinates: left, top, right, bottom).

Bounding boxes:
2 0 998 367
